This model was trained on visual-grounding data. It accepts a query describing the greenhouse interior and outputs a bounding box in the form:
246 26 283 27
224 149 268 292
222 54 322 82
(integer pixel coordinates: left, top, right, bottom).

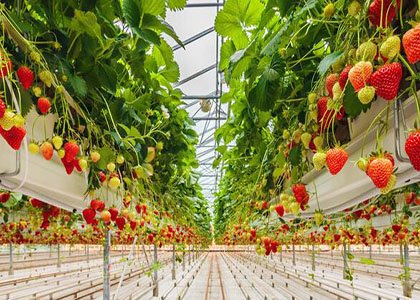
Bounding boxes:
0 0 419 299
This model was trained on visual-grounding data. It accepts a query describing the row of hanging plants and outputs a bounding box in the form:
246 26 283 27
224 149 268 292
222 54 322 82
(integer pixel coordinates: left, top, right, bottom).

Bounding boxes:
0 0 211 245
0 192 207 247
213 0 420 244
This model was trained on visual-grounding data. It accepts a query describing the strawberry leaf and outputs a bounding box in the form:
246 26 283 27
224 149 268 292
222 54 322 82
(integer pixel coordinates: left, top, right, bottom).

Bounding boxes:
318 51 343 76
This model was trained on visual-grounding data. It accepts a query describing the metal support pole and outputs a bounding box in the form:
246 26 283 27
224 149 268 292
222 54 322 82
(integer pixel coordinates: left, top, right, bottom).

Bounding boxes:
280 248 283 263
343 243 347 280
183 249 186 271
57 244 61 268
86 244 90 263
103 229 111 300
311 244 315 272
153 244 159 297
403 243 412 297
399 243 404 265
188 245 191 266
8 242 13 275
292 244 296 266
172 244 176 280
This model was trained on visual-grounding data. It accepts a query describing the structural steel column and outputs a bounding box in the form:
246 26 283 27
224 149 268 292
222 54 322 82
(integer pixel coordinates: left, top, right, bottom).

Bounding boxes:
172 244 176 280
403 243 412 297
57 243 61 268
188 245 191 266
311 244 315 271
292 244 296 266
103 229 111 300
343 242 348 280
153 244 159 297
8 241 13 275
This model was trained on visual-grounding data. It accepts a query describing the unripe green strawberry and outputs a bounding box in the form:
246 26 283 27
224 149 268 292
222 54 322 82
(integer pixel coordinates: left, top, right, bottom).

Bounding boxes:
380 36 401 60
116 155 125 164
380 174 396 194
30 51 41 63
313 136 324 150
0 110 16 131
78 158 88 171
313 152 327 170
356 157 369 171
308 93 317 104
280 193 289 202
13 114 25 128
282 129 290 139
301 132 312 149
52 136 63 150
348 1 361 17
314 212 324 226
290 201 300 214
332 82 343 101
109 176 121 189
32 86 42 97
39 70 53 87
324 3 335 18
357 86 376 104
29 142 40 154
356 41 377 61
107 162 116 172
57 149 65 158
156 141 164 151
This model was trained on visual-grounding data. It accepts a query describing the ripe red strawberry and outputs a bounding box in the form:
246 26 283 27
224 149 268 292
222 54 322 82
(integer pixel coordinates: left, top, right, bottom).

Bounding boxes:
37 97 51 115
0 126 26 150
405 130 420 171
402 24 420 64
0 192 10 203
367 157 393 188
275 204 284 217
63 141 79 163
109 207 119 221
292 184 309 204
0 98 5 118
40 141 53 160
369 62 402 101
325 73 338 97
30 198 46 208
368 0 400 28
317 97 334 130
326 147 348 175
130 220 137 230
115 216 126 230
61 158 75 175
349 61 373 92
90 199 105 212
73 158 82 172
338 65 352 90
82 208 96 224
17 66 34 90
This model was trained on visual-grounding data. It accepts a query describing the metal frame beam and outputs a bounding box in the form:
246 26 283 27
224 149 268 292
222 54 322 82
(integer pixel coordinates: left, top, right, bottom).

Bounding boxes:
185 3 224 7
174 64 216 87
173 27 215 51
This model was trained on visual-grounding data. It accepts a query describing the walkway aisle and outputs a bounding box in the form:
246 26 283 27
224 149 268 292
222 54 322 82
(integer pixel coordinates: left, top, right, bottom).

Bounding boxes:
182 252 245 300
